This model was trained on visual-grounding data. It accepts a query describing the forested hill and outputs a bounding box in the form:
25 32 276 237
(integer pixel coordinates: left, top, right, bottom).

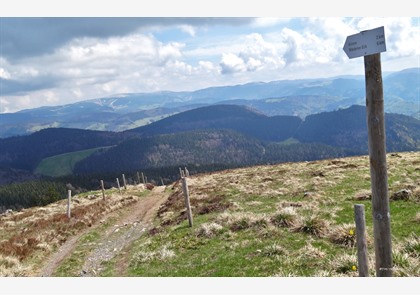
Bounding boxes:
0 128 133 171
126 104 302 142
296 105 420 153
0 104 419 179
73 129 351 174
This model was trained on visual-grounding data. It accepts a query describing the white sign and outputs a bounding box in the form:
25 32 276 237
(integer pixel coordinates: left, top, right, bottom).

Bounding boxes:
343 26 386 59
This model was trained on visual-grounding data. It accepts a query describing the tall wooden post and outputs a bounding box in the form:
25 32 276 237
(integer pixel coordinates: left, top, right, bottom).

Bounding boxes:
141 172 145 184
181 177 193 227
67 190 71 219
116 178 121 193
160 177 164 186
364 53 393 277
137 172 141 185
100 180 105 200
185 167 189 177
354 204 369 277
122 174 127 190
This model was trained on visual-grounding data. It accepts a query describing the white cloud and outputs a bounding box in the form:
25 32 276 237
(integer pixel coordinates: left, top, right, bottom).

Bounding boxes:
1 17 418 113
0 68 11 79
252 18 291 27
220 53 247 74
178 25 196 36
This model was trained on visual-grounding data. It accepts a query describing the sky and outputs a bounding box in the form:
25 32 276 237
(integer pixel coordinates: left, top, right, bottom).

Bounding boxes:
0 1 419 113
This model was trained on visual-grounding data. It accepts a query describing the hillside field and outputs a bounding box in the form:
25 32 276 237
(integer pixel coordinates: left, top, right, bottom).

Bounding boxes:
34 146 112 177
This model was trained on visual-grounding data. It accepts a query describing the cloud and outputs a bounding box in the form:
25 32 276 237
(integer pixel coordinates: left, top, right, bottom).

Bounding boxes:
0 77 57 95
0 17 255 60
0 68 11 79
219 33 285 74
220 53 247 74
0 17 418 113
252 17 291 27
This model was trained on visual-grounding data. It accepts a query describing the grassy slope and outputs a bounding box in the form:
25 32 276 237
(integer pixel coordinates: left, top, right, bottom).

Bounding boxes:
34 146 111 177
105 151 419 277
1 152 418 277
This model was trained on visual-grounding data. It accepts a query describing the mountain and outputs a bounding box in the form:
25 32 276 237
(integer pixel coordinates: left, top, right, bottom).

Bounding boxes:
1 68 418 138
296 105 420 153
0 104 418 180
73 105 419 175
73 129 351 175
126 104 302 142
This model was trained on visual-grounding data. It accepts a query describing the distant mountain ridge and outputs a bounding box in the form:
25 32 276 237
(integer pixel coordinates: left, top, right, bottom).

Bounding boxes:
0 104 418 184
126 104 302 142
0 67 418 138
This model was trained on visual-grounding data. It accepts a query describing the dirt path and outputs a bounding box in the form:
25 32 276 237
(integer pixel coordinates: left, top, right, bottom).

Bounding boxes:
39 186 169 277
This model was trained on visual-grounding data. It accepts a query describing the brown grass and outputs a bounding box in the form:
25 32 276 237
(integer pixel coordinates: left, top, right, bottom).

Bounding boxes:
292 214 330 238
0 186 141 276
328 224 358 248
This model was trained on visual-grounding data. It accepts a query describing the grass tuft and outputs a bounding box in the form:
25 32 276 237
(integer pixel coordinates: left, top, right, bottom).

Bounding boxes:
292 214 329 238
328 224 357 248
195 222 224 238
329 253 358 275
270 207 299 228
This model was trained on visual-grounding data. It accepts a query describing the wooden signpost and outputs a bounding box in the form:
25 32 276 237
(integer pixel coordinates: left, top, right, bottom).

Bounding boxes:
344 26 393 277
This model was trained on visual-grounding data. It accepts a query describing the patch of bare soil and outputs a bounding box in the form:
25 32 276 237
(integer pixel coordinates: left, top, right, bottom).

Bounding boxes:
38 186 169 277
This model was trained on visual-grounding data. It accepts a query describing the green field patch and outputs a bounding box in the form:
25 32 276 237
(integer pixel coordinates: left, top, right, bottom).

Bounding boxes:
35 146 112 177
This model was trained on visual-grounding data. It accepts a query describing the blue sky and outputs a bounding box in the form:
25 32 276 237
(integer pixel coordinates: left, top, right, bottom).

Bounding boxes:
0 2 419 113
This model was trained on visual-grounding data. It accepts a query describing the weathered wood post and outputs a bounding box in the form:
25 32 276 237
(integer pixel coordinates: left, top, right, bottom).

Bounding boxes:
116 178 121 193
160 177 164 186
100 180 105 200
181 177 193 227
137 172 141 185
364 53 393 277
145 176 148 184
141 172 145 184
122 174 127 190
67 190 71 219
354 204 369 277
343 26 392 277
179 167 185 178
185 167 190 177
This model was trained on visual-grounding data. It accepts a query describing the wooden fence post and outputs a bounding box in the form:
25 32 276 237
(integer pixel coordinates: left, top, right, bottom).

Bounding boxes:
354 204 369 277
141 172 145 184
100 180 105 200
185 167 189 177
122 174 127 190
160 177 164 186
181 177 193 227
67 190 71 219
364 53 393 277
137 172 141 185
179 167 185 178
116 178 121 193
